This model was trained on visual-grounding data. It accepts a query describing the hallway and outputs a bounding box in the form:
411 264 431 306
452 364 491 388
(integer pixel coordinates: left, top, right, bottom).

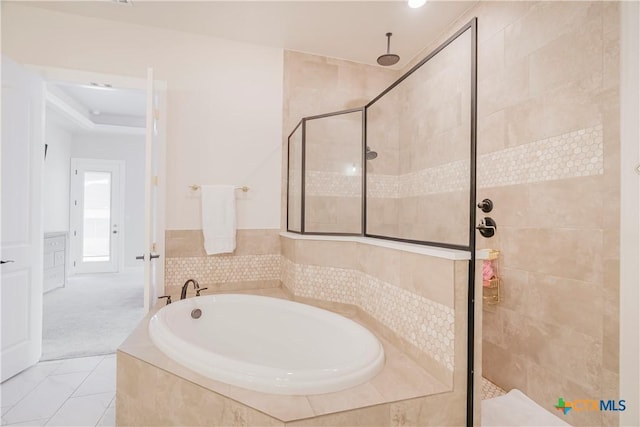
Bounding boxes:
42 271 144 361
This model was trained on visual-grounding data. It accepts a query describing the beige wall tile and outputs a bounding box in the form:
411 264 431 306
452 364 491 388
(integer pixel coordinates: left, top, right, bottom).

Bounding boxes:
503 1 601 66
478 57 530 118
524 360 601 427
526 273 603 338
477 109 506 155
602 312 619 373
165 229 206 257
295 240 358 270
528 14 602 96
483 341 528 392
499 227 603 284
526 176 604 229
476 1 536 43
504 81 601 147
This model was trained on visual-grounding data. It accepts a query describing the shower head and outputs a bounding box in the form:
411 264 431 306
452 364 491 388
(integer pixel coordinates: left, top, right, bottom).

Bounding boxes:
366 146 378 160
377 32 400 67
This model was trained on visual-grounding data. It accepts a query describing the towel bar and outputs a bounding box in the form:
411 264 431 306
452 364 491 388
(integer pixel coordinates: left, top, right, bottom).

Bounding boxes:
189 185 249 192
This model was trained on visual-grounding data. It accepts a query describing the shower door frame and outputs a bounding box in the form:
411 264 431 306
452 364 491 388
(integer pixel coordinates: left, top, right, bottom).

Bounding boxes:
362 19 478 253
286 107 366 237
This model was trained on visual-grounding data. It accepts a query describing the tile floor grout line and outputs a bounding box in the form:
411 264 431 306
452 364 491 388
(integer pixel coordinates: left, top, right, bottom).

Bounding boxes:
36 355 107 427
67 356 107 400
0 361 65 424
44 356 109 427
94 401 113 427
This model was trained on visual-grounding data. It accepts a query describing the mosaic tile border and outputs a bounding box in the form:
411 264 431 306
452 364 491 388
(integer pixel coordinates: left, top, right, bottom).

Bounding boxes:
281 259 455 372
300 125 603 199
481 377 507 400
305 171 361 198
165 254 281 287
478 124 603 187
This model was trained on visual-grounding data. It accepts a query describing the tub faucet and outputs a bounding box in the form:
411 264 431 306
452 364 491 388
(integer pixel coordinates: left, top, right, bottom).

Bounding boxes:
181 279 199 300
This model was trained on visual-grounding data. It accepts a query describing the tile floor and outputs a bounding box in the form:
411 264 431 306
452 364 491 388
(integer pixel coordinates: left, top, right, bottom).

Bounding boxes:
0 355 115 426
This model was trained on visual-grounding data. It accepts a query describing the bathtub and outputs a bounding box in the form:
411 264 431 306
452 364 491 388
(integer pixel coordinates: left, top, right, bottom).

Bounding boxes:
148 294 385 395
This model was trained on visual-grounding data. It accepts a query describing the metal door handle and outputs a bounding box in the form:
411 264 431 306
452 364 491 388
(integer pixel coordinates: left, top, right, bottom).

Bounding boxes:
112 230 118 234
0 260 14 264
136 254 160 261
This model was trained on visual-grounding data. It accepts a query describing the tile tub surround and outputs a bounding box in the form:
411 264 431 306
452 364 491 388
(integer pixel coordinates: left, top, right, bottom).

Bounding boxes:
116 287 455 426
280 233 470 390
164 229 281 293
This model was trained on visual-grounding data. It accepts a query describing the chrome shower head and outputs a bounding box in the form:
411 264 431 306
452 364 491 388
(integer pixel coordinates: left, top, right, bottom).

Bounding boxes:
377 32 400 66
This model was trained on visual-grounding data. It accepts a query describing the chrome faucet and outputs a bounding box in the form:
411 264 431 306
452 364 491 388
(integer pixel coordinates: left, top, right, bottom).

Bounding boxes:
180 279 199 300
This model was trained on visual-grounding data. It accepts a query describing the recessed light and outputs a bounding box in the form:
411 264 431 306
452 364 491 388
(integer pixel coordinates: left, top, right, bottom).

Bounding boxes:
91 110 101 116
408 0 427 8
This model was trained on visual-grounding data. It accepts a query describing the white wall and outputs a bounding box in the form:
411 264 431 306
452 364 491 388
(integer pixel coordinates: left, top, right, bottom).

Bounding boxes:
43 118 72 232
2 4 283 230
71 134 145 269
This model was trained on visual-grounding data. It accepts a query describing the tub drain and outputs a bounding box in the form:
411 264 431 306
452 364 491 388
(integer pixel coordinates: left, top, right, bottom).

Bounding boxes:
191 308 202 319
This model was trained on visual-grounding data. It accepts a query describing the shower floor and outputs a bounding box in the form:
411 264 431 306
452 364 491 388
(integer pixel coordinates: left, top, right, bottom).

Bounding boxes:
481 377 506 400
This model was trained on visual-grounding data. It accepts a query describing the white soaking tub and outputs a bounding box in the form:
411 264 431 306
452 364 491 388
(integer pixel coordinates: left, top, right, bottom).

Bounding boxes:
148 294 385 395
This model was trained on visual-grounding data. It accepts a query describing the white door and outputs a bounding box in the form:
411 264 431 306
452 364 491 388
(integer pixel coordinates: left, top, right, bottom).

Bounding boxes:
142 68 166 312
1 57 45 381
69 159 123 274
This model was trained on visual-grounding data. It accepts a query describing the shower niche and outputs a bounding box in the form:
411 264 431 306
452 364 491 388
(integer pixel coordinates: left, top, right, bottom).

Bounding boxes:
287 20 476 250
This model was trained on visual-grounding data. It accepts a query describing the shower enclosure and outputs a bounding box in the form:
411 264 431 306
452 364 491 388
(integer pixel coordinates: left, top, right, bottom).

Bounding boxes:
287 20 476 251
286 18 478 425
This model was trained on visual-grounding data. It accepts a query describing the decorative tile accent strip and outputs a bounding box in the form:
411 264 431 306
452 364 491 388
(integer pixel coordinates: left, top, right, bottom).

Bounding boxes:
478 124 603 188
282 259 359 304
359 273 455 371
398 160 469 197
366 174 399 199
305 171 361 198
281 259 455 373
304 125 603 199
481 377 506 400
165 254 281 287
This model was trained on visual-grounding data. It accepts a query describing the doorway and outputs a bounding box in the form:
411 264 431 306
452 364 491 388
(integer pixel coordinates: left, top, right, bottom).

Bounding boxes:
70 158 124 274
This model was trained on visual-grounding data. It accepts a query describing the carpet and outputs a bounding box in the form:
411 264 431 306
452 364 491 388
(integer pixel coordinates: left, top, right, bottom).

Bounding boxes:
41 270 145 361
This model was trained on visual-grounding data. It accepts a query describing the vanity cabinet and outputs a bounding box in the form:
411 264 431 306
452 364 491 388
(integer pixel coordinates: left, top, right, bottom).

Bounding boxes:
44 232 67 293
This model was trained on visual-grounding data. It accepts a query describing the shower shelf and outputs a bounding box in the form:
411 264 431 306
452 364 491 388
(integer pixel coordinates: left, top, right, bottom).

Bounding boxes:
482 249 501 305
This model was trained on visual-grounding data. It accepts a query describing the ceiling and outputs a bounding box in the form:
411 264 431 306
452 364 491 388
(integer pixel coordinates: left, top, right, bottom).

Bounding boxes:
56 83 146 118
47 82 146 133
26 0 477 69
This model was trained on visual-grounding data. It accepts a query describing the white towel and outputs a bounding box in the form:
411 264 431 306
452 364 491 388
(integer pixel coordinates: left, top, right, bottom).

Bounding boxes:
201 185 236 255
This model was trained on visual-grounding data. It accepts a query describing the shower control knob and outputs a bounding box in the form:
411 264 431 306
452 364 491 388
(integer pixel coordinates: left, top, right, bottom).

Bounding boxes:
476 217 497 238
477 198 493 213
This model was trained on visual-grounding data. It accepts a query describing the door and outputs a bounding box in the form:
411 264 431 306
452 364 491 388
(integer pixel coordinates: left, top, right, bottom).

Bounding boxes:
69 159 123 274
142 68 166 312
1 57 45 381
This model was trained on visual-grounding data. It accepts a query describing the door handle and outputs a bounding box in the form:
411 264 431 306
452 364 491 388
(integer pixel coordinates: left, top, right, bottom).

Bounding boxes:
0 260 14 264
136 254 160 261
